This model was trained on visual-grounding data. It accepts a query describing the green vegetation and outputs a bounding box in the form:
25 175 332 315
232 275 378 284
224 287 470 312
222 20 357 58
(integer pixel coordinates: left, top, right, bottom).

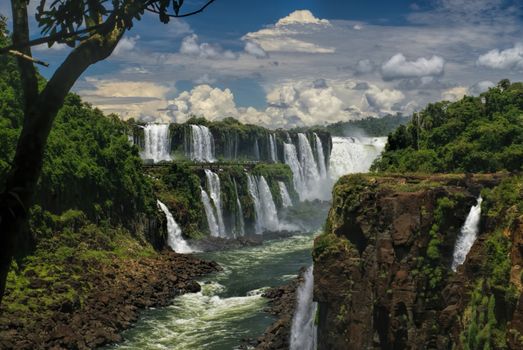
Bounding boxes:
373 80 523 173
311 114 410 137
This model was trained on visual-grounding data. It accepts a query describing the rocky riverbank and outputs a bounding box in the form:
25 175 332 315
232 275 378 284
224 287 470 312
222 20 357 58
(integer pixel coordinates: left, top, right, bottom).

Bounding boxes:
0 251 220 349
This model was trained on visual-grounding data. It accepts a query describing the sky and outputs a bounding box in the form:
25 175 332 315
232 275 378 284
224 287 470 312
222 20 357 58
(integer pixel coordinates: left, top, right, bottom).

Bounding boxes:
3 0 523 128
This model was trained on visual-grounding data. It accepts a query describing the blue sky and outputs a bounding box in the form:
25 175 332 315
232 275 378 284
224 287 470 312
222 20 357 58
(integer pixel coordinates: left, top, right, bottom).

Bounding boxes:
3 0 523 128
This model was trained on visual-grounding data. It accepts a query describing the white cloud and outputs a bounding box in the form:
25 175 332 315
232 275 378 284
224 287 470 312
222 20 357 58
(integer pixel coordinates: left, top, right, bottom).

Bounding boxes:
79 78 175 121
381 53 445 80
275 10 330 27
113 35 139 56
477 43 523 70
244 41 268 58
353 24 363 30
364 86 405 112
180 34 237 59
441 86 468 101
469 80 495 95
355 59 374 74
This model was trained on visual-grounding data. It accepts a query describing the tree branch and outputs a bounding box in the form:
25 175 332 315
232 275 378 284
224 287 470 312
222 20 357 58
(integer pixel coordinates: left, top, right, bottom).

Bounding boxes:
8 49 49 67
146 0 216 18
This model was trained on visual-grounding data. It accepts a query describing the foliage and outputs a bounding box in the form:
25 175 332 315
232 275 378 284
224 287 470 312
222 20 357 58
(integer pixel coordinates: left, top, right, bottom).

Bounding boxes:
311 114 410 137
373 80 523 173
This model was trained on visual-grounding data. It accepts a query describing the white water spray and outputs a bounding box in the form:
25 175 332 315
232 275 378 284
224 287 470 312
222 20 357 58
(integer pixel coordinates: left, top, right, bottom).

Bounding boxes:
278 182 293 208
290 265 317 350
313 133 327 179
190 125 215 162
451 196 483 271
157 200 192 253
201 189 220 237
205 170 226 237
247 174 279 234
142 124 171 163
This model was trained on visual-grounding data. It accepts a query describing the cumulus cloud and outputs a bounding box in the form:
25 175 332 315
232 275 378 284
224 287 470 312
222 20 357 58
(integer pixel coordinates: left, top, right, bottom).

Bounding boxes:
180 34 237 59
441 86 468 101
381 53 445 80
355 59 375 74
79 78 175 121
113 35 139 56
477 43 523 70
364 86 405 112
469 80 495 95
275 10 330 26
244 41 269 58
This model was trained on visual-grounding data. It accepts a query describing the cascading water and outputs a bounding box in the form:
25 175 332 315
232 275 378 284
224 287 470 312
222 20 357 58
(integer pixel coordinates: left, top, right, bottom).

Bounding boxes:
313 133 327 179
205 170 226 237
142 124 171 163
201 188 220 237
189 125 215 162
451 196 483 271
269 134 278 163
247 174 279 234
284 143 306 200
233 179 245 237
254 139 261 161
278 181 293 208
290 265 317 350
298 133 321 190
157 200 193 253
329 136 387 180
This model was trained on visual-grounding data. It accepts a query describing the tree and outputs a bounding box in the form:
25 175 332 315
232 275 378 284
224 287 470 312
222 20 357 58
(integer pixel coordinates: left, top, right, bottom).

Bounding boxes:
0 0 216 305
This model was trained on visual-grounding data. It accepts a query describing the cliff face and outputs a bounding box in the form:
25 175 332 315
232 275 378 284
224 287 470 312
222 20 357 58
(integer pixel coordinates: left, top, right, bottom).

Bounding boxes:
313 174 522 350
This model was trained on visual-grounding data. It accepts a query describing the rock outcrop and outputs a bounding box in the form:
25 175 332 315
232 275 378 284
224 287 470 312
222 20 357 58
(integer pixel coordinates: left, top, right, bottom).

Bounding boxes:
313 173 522 350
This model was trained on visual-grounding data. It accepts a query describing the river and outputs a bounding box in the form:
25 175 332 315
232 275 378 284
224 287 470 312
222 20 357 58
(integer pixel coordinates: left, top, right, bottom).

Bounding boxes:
107 233 315 350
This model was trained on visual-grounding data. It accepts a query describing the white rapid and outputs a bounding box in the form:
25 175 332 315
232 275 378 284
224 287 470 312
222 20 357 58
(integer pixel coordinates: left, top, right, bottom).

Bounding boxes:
190 125 215 162
313 133 327 179
205 170 226 237
329 136 387 180
278 181 293 208
157 200 193 254
290 265 317 350
247 174 279 234
233 179 246 237
451 196 483 271
269 134 278 162
201 188 220 237
142 124 171 163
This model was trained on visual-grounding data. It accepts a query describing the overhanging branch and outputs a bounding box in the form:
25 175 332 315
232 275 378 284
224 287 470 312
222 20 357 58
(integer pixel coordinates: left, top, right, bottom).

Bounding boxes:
145 0 216 18
8 50 49 67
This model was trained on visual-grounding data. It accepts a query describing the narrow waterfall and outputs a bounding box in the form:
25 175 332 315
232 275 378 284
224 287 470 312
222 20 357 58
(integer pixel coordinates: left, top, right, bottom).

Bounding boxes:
451 196 483 271
278 181 293 208
313 133 327 179
247 174 280 234
205 170 226 237
290 266 317 350
190 125 215 162
254 139 261 160
233 179 245 237
201 188 220 237
298 134 321 189
157 200 193 253
284 143 306 200
329 136 387 180
142 124 171 163
269 134 278 163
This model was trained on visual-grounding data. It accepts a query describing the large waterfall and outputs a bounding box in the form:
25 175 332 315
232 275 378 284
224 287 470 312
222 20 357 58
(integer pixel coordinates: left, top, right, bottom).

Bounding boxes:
451 196 483 271
269 134 278 162
142 124 171 163
233 179 246 237
201 189 221 237
247 174 279 234
278 181 293 208
284 143 305 199
329 136 387 180
157 200 193 253
290 265 317 350
189 125 215 162
204 170 226 237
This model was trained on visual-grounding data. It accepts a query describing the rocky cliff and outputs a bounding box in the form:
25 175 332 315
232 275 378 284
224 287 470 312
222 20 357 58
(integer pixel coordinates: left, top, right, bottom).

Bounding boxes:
313 173 522 349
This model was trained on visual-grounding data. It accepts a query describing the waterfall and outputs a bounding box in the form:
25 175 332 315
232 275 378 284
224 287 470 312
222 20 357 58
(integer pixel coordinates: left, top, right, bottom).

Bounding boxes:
205 170 226 237
254 139 261 160
298 133 321 191
313 133 327 179
451 196 483 271
247 174 279 234
190 125 215 162
201 188 220 237
278 182 293 208
142 124 171 163
284 143 306 200
157 200 192 253
329 136 387 180
290 266 317 350
233 179 245 237
269 134 278 162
